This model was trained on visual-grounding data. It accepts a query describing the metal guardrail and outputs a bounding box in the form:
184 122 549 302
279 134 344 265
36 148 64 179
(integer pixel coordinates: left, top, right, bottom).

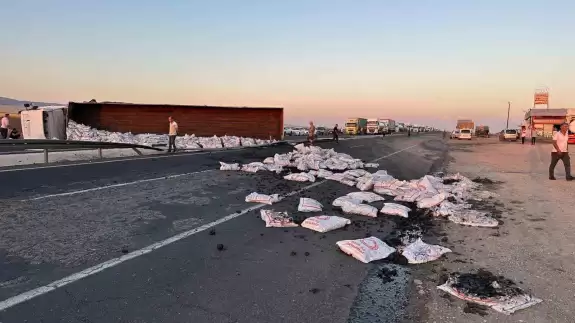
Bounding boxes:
0 139 163 163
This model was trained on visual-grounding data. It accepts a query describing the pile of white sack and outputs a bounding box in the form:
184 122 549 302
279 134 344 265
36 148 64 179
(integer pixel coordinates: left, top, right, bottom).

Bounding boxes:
66 120 277 149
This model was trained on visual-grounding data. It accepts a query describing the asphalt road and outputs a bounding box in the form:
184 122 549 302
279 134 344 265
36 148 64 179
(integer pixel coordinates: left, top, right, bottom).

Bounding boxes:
0 134 447 323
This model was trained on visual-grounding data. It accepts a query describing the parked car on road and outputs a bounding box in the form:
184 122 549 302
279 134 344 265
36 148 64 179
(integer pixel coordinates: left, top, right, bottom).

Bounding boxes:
450 129 460 139
499 129 518 141
459 129 472 140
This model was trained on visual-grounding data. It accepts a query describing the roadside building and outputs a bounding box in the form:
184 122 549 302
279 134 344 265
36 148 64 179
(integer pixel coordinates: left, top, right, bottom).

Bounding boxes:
524 109 567 139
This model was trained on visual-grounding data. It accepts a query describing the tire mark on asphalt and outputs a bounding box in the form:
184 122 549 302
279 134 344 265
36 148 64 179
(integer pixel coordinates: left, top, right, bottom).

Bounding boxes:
0 143 420 312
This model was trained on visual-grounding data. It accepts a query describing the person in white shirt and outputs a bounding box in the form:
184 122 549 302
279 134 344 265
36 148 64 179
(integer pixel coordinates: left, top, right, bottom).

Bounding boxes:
0 113 9 139
549 123 573 181
167 116 178 153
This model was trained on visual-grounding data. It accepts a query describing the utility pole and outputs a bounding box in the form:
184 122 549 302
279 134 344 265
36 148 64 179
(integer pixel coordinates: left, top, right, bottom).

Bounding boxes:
506 101 511 129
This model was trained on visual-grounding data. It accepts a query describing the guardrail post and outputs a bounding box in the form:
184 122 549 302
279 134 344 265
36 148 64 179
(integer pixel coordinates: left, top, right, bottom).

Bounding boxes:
44 149 49 163
98 148 103 159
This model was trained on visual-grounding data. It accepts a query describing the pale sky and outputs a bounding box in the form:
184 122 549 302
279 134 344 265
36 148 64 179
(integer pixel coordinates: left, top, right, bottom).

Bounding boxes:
1 0 574 129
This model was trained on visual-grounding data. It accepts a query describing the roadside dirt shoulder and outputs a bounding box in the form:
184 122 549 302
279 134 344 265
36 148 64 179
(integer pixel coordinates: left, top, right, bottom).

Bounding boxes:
412 138 575 323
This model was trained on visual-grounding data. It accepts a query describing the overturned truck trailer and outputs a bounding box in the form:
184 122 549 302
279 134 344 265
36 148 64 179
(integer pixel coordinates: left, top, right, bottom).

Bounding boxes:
67 102 285 140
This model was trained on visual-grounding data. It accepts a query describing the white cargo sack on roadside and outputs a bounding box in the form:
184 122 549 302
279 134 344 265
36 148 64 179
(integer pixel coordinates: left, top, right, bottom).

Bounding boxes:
260 210 298 228
344 169 370 178
336 237 396 263
263 157 275 164
245 192 281 205
298 198 323 212
332 196 362 208
434 200 458 217
380 203 411 218
448 210 499 227
284 173 316 182
347 192 385 203
301 215 351 233
219 162 240 171
364 163 379 168
394 189 422 202
241 164 260 173
417 192 448 209
402 238 452 264
341 203 378 217
356 177 374 191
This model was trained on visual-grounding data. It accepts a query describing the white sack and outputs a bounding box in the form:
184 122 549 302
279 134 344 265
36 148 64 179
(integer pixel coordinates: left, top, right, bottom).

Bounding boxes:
316 169 334 178
298 198 323 212
344 169 370 178
364 163 379 168
356 177 374 191
346 192 385 203
260 210 298 228
273 154 291 166
448 210 499 227
301 215 351 233
380 203 411 218
219 162 240 171
332 196 362 208
341 203 378 218
263 157 275 164
245 192 281 205
417 192 448 209
402 238 452 264
394 189 422 202
434 200 458 217
241 164 260 173
284 173 316 182
336 237 396 263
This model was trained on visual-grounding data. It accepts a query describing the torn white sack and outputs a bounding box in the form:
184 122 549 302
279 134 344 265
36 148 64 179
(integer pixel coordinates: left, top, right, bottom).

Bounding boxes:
417 192 448 209
219 162 240 171
283 173 316 182
260 210 299 228
448 210 499 227
332 196 362 208
402 238 452 264
245 192 281 205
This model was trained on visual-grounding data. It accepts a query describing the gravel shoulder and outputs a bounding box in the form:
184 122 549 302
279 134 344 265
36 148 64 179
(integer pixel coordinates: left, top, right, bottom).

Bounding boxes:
409 138 575 322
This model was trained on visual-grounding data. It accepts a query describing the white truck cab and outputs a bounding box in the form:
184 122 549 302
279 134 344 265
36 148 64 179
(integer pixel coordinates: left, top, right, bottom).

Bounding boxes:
20 106 67 140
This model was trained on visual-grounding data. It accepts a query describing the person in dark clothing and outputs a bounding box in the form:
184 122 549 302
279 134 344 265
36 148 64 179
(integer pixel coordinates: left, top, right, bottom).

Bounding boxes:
8 128 20 139
549 123 573 181
332 124 339 143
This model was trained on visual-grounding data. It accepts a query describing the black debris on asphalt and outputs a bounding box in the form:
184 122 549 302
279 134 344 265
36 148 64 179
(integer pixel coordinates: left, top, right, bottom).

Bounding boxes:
449 269 523 298
216 244 225 251
377 267 398 284
290 251 297 256
208 228 216 236
309 288 321 294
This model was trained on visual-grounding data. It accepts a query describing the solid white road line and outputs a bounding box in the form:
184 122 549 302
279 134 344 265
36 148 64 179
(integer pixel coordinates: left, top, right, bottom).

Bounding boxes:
349 145 364 148
0 144 420 312
24 169 217 201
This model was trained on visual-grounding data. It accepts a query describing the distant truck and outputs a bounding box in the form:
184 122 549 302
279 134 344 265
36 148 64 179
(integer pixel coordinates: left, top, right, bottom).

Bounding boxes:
345 118 367 135
379 119 396 135
366 118 380 135
475 125 490 138
456 119 475 134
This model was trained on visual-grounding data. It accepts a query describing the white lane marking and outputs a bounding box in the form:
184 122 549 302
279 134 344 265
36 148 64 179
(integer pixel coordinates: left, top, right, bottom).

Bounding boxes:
349 145 364 148
0 144 419 312
24 170 216 201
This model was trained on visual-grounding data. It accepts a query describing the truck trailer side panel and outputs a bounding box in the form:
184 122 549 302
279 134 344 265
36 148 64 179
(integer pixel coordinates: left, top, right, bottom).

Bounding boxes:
68 102 284 140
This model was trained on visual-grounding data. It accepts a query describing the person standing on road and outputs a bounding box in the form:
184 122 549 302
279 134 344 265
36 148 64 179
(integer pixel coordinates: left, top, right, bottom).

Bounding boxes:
308 121 316 145
549 123 573 181
0 113 9 139
168 116 178 153
530 127 537 145
332 124 339 143
521 128 526 144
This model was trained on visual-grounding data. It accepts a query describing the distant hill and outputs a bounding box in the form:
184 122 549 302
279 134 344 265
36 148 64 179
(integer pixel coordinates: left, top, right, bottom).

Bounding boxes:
0 96 62 107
